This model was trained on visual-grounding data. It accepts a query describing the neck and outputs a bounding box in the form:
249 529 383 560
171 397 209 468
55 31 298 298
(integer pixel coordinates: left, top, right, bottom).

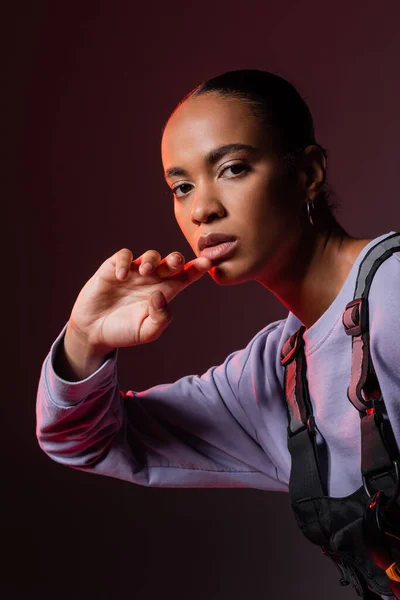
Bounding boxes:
256 220 371 329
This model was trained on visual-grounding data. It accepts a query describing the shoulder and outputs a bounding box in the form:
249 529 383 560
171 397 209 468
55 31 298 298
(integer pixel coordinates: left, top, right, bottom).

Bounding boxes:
369 249 400 316
369 249 400 364
367 245 400 443
352 233 400 338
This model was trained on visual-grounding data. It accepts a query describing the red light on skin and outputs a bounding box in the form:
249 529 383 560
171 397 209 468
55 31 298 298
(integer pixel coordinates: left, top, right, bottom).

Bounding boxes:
366 408 375 415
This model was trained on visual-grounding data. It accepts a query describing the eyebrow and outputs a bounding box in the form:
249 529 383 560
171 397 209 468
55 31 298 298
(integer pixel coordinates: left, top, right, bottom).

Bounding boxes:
164 143 258 180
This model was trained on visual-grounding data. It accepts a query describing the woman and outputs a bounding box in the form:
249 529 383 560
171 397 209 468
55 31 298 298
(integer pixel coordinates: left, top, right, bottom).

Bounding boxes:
36 70 400 598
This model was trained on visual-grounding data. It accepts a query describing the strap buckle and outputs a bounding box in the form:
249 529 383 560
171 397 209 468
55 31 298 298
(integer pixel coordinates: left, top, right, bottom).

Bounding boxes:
363 488 400 581
343 298 366 336
363 460 400 503
280 326 306 366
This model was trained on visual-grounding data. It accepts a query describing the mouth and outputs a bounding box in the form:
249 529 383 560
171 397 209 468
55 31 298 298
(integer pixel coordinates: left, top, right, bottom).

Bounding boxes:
197 232 237 253
199 239 238 263
197 233 238 263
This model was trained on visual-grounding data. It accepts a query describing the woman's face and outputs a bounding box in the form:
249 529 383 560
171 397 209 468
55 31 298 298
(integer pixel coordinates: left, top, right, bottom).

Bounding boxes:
161 92 305 286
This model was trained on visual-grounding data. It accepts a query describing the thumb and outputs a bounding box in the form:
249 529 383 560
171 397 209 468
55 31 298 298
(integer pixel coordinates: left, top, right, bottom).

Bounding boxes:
141 291 173 343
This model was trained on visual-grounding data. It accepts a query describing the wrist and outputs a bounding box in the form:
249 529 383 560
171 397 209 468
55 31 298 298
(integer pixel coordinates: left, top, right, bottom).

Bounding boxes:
58 322 115 381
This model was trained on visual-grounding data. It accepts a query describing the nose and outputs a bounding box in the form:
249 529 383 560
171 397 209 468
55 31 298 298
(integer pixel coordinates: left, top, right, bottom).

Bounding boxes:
190 186 226 224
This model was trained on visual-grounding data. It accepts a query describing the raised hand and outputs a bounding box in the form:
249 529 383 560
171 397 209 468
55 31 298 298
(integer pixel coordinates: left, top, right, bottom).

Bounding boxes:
67 248 212 355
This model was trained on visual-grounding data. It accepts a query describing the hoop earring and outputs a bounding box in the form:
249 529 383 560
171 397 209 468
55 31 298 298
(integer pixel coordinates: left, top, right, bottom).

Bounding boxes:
306 198 314 226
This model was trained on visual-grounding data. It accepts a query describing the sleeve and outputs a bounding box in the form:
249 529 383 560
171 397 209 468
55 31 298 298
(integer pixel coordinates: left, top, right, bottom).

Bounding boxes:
369 251 400 450
36 322 287 491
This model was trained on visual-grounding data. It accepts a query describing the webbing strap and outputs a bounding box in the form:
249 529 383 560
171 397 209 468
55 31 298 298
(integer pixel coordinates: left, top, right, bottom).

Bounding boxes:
342 234 400 486
361 411 398 479
280 233 400 597
281 326 325 501
281 327 308 433
343 236 400 597
343 233 400 412
288 428 324 501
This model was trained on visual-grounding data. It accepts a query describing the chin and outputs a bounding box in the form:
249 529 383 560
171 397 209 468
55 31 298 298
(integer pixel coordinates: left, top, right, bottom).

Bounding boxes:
207 261 252 286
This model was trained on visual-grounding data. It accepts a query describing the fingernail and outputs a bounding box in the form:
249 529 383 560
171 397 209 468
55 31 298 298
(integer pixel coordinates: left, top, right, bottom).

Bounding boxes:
173 254 183 264
140 262 152 275
154 294 166 310
197 258 210 269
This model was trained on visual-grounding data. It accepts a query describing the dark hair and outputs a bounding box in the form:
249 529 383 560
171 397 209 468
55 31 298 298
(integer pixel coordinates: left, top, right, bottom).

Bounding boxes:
167 69 338 218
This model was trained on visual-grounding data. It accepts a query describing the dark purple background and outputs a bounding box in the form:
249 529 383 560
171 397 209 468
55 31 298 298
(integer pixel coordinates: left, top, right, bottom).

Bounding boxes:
6 2 400 598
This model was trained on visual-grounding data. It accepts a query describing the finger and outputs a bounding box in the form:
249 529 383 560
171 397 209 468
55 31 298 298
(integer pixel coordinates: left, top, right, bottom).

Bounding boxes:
154 252 185 278
141 291 173 342
165 256 212 296
113 248 133 281
132 250 162 277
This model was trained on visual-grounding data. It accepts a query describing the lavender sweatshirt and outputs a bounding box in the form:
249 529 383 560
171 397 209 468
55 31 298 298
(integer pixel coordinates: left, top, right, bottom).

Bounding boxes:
36 231 400 498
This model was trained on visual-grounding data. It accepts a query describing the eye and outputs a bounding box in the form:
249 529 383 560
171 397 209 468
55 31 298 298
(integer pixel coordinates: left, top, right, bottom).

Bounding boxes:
220 162 250 178
171 182 193 199
170 162 250 199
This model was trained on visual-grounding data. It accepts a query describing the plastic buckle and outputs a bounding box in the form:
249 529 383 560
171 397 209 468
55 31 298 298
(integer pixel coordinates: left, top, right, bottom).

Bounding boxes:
363 487 400 575
363 460 400 503
343 298 366 336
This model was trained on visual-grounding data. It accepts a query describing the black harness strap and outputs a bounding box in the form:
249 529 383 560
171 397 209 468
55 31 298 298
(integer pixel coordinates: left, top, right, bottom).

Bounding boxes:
342 233 400 496
344 234 400 410
343 234 400 599
280 233 400 598
281 326 325 501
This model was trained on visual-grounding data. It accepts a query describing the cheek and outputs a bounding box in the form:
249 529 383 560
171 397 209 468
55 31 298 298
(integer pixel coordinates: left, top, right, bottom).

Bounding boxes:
174 204 195 244
231 177 272 220
174 203 186 231
253 169 297 215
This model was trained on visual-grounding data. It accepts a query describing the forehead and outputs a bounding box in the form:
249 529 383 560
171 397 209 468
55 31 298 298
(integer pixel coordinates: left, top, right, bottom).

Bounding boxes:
161 93 270 167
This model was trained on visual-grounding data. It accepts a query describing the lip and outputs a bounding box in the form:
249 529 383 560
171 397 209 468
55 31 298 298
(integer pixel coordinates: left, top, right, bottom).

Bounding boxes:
199 239 238 263
197 232 237 253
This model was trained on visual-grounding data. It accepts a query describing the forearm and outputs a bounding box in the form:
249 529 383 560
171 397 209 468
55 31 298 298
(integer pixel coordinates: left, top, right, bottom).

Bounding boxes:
36 323 121 465
35 322 286 491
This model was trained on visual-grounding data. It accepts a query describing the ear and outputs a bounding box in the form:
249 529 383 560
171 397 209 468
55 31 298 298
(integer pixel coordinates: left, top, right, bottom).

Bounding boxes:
297 145 327 201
